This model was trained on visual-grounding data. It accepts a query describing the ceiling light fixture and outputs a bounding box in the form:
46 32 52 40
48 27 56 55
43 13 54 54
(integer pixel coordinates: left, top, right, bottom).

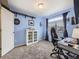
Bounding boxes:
38 3 44 8
37 0 44 8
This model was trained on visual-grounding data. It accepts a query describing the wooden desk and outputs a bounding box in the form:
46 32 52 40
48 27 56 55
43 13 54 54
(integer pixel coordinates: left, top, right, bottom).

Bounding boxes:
58 38 79 55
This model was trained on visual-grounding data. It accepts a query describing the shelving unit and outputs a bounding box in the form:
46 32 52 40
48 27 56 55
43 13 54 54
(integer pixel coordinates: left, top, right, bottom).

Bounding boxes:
26 29 38 45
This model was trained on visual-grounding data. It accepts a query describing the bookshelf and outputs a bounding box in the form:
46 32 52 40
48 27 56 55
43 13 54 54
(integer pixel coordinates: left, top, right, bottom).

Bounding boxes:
26 29 38 45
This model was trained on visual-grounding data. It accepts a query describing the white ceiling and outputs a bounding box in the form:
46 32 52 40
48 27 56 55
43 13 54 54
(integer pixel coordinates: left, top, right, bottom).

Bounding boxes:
8 0 74 17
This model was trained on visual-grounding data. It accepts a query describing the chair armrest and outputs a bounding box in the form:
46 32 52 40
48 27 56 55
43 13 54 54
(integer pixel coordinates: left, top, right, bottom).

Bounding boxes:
60 37 64 40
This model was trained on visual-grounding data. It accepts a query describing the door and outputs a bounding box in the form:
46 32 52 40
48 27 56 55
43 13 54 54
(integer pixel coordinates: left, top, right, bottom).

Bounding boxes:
1 7 14 56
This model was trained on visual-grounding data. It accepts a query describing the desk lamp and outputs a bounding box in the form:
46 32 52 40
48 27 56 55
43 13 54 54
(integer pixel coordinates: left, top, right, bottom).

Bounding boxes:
72 28 79 44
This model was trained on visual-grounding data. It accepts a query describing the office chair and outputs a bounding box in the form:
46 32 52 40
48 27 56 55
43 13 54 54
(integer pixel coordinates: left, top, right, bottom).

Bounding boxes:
50 27 68 59
50 27 60 57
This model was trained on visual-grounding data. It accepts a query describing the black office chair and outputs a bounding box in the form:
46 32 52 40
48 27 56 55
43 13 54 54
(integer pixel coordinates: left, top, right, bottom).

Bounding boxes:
50 27 60 57
50 27 68 59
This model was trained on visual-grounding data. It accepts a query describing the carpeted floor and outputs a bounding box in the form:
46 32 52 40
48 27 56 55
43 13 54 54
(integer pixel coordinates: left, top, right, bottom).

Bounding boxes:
0 40 75 59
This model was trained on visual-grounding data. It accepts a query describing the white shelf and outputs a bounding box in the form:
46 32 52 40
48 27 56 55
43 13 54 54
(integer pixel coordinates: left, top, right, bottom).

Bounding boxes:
26 29 38 45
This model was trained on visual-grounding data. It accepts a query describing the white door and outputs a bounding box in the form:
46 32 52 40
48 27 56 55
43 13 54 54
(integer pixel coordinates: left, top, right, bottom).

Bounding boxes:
1 7 14 56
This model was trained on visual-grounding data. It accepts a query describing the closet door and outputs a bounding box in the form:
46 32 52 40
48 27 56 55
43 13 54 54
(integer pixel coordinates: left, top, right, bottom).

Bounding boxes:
1 7 14 56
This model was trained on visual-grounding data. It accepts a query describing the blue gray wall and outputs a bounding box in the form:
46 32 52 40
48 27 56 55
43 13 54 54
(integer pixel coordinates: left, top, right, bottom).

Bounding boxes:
14 14 46 47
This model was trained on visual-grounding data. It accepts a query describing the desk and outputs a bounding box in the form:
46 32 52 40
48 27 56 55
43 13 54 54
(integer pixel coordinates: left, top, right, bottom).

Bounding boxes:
58 38 79 55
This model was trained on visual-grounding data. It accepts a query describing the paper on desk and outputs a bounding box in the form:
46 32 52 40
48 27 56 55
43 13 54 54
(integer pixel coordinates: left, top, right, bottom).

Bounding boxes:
58 38 74 46
64 38 73 42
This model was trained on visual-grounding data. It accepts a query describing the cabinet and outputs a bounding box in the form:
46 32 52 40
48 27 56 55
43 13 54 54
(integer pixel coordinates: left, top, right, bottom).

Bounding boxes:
0 6 14 56
26 29 38 45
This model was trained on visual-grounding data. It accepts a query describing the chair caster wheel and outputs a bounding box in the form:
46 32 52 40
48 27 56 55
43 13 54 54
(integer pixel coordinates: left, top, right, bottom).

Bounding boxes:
64 56 68 59
50 53 52 56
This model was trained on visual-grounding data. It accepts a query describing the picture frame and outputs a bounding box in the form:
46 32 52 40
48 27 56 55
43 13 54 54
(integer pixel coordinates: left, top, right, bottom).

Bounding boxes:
14 18 20 25
71 16 76 25
28 20 34 26
40 22 42 27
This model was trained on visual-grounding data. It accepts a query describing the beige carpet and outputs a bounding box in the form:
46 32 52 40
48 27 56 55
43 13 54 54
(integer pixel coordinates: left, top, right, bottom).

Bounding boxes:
0 40 74 59
0 40 57 59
